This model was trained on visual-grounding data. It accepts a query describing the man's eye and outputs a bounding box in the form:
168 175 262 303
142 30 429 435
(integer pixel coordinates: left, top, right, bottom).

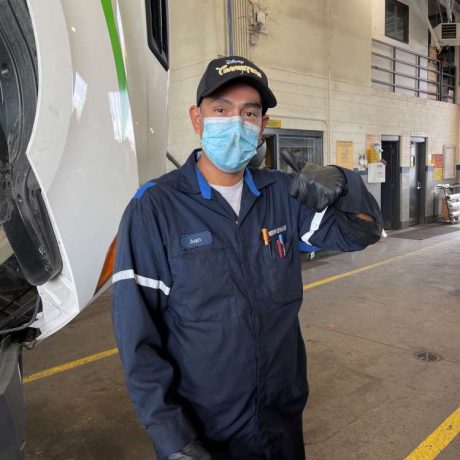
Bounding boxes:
214 107 225 114
244 112 256 118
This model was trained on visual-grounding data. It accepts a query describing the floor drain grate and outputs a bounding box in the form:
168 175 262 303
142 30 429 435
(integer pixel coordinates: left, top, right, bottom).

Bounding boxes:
414 351 442 362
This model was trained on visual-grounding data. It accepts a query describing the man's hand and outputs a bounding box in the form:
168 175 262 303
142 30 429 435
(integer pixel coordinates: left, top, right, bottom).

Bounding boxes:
288 161 348 212
167 440 211 460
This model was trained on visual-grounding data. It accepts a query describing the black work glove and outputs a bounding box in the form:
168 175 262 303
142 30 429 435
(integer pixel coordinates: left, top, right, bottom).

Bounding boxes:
290 164 347 211
281 151 348 212
167 440 211 460
282 151 347 212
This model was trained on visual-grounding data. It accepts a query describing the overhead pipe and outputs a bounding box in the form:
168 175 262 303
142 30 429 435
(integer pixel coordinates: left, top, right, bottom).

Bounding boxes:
227 0 233 55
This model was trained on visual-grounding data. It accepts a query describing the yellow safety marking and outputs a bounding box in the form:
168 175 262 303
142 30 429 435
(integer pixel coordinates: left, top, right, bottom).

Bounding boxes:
23 241 446 384
303 242 443 291
23 347 119 384
404 406 460 459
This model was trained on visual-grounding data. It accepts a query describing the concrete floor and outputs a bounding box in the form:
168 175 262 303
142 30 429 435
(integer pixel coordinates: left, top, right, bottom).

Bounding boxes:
23 225 460 459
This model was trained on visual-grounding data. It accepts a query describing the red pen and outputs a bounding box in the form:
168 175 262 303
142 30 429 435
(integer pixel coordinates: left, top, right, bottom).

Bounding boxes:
276 239 283 258
278 234 286 256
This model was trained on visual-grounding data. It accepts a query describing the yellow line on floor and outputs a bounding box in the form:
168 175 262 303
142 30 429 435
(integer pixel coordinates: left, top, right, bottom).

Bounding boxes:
23 347 119 384
24 241 445 384
404 406 460 460
303 242 443 290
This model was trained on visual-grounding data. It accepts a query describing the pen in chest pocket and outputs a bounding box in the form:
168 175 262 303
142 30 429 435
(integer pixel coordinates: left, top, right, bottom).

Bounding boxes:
278 233 286 257
276 239 283 258
260 228 272 259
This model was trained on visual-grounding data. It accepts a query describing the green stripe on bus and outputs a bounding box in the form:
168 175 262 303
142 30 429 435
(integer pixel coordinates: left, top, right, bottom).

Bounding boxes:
100 0 129 136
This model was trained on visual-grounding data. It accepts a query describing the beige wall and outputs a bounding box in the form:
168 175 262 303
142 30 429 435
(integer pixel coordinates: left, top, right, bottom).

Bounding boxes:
167 0 227 166
372 0 435 98
167 0 459 198
372 0 428 55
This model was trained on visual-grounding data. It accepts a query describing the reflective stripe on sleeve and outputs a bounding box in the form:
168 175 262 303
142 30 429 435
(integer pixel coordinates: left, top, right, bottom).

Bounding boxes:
112 269 171 296
301 208 327 245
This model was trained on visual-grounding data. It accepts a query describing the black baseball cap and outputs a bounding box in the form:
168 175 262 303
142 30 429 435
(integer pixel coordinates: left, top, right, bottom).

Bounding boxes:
196 56 277 114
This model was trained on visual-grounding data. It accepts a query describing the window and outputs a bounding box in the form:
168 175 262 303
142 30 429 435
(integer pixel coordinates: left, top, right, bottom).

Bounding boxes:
263 129 323 172
385 0 409 43
146 0 169 70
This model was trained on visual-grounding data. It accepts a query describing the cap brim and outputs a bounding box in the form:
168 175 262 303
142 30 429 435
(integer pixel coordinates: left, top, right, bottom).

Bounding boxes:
199 75 277 111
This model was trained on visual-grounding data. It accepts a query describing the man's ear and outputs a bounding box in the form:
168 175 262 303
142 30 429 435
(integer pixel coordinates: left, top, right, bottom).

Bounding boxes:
259 115 269 141
189 105 203 137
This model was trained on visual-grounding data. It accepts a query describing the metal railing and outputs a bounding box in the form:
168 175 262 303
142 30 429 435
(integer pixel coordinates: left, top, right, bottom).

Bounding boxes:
371 39 456 103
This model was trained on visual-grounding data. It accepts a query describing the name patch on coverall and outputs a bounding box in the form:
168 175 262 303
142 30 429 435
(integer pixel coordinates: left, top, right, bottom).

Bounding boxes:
180 231 213 249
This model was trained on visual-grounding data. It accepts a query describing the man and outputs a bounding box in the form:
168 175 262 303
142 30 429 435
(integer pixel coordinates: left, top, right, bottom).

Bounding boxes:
112 56 382 460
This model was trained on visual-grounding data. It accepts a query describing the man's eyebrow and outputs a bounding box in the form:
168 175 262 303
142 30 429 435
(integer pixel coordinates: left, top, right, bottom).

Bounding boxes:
210 97 232 104
242 101 262 110
209 98 262 110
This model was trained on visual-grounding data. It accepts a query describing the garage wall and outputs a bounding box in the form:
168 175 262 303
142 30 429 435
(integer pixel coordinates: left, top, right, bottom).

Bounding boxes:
166 0 227 169
372 0 428 55
167 0 460 221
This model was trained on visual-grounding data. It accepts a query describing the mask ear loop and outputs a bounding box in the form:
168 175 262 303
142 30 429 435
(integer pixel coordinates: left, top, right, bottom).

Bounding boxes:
248 139 267 168
257 139 266 151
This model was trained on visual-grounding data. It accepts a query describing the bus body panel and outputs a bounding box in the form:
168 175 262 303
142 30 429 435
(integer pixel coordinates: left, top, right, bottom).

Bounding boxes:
24 0 168 340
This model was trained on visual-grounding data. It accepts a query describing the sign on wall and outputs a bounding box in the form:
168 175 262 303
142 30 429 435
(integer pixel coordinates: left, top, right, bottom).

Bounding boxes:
433 154 443 168
433 153 443 181
336 141 354 169
433 168 443 180
266 119 282 129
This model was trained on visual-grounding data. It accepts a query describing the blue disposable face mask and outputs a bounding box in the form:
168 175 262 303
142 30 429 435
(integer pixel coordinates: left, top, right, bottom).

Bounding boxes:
201 116 260 173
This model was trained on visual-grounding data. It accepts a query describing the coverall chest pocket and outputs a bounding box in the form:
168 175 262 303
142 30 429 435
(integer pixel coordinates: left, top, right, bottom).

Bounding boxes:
168 246 243 321
251 236 303 308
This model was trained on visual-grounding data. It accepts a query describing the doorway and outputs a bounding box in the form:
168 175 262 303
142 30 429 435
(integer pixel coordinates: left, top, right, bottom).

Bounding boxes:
381 138 400 229
409 138 426 226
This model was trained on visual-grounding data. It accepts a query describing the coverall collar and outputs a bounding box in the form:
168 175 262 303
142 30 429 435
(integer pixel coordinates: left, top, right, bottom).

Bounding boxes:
176 149 275 199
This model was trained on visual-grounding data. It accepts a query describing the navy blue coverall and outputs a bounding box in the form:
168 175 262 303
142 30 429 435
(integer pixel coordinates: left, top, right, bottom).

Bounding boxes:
112 150 382 460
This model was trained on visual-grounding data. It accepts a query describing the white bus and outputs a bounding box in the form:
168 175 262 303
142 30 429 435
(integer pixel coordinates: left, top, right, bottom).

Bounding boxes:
0 0 169 457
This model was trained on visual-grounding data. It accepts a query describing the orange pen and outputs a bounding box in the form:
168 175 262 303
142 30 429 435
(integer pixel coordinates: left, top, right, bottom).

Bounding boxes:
261 228 272 259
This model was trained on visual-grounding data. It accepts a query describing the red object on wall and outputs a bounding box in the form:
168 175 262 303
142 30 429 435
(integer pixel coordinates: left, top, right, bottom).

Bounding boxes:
434 154 443 168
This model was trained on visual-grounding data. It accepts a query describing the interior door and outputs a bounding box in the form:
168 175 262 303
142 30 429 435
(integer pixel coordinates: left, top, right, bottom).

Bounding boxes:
409 142 419 226
381 140 400 229
416 142 426 223
409 140 426 225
